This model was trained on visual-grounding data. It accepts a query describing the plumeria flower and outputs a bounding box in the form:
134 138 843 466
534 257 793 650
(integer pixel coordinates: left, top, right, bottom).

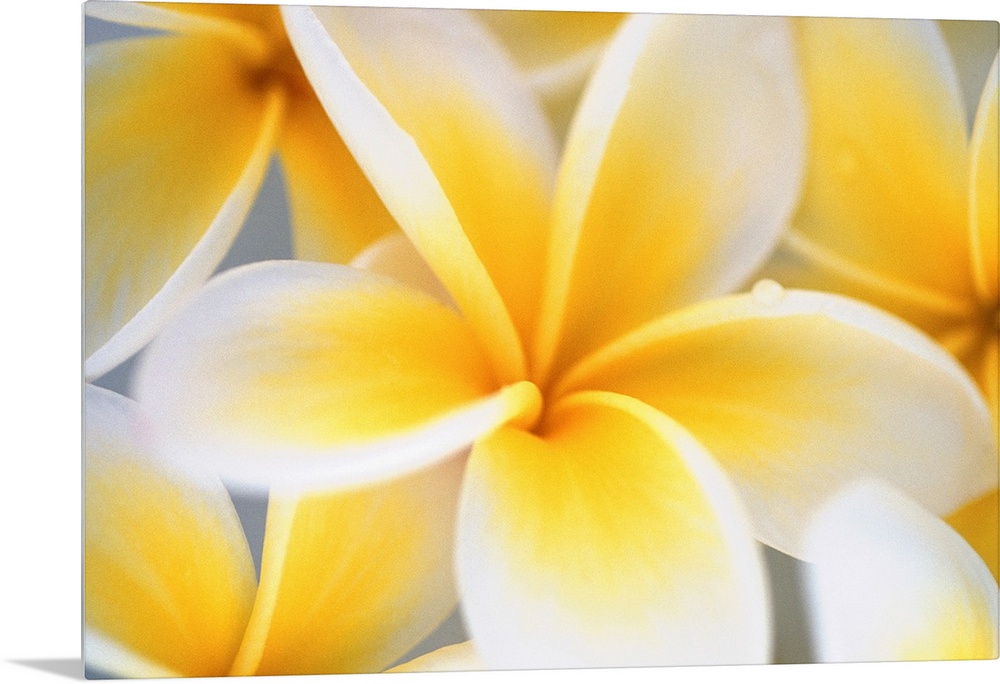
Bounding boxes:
84 383 464 676
84 1 399 380
132 9 996 669
804 481 999 661
761 18 999 578
83 1 622 381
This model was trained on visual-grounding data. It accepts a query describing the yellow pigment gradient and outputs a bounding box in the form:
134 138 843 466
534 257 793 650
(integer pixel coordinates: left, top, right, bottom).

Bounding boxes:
84 35 268 356
467 394 735 621
85 438 256 677
897 606 998 660
221 279 499 445
791 19 975 298
970 60 999 302
230 461 464 675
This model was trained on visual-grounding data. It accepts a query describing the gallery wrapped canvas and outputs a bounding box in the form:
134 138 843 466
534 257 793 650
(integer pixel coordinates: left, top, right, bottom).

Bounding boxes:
83 2 999 677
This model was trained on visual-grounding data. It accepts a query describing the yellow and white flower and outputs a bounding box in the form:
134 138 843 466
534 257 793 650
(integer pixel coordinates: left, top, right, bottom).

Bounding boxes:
84 383 463 676
130 8 996 669
84 1 400 379
762 18 999 578
804 481 998 661
83 2 623 380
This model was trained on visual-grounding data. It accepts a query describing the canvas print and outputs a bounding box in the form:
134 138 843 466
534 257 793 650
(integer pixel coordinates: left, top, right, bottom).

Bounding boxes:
83 1 1000 677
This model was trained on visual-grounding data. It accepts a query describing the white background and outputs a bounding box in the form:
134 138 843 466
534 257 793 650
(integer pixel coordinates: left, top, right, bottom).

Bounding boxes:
2 0 998 682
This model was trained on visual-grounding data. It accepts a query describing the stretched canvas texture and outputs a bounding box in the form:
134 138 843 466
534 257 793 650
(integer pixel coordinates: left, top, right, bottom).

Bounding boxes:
83 2 1000 677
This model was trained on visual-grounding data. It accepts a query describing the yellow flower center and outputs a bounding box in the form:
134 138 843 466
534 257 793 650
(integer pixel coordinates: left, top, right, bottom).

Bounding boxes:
182 4 313 102
243 19 312 102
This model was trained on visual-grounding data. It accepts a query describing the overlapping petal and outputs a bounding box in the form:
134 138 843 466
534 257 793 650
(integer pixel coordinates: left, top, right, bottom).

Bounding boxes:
969 55 999 303
559 287 996 557
477 10 624 85
85 0 269 58
457 391 769 669
84 385 256 677
535 14 805 380
780 18 975 309
349 233 453 305
804 482 999 661
938 20 999 123
135 261 540 491
85 381 468 677
476 10 625 139
282 6 558 380
229 460 464 675
979 337 999 430
948 490 1000 583
278 93 398 264
84 32 281 378
389 641 484 673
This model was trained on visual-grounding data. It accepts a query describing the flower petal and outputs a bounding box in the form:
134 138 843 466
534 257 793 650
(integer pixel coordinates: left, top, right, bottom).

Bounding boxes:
804 481 999 661
759 228 978 342
311 6 558 342
229 459 464 675
476 10 625 140
134 261 540 491
948 489 1000 583
388 641 484 673
477 10 624 81
535 14 805 381
969 55 999 302
350 232 453 306
84 34 281 378
278 92 397 264
560 287 997 558
784 18 975 304
84 0 269 60
84 385 256 677
457 391 770 669
282 6 557 381
981 337 999 428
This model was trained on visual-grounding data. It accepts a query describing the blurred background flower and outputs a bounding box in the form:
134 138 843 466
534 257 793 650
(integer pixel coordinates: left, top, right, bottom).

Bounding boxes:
759 18 999 580
85 384 464 676
804 481 998 661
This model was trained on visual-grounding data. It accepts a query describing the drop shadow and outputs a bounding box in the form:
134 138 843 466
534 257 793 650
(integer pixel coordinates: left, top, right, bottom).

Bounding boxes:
8 658 85 680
